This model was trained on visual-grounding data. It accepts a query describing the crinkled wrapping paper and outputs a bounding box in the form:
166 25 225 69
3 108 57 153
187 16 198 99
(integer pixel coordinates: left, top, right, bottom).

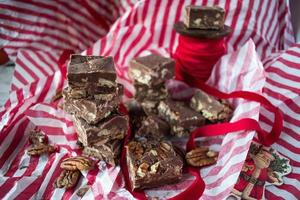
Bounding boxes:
1 0 299 199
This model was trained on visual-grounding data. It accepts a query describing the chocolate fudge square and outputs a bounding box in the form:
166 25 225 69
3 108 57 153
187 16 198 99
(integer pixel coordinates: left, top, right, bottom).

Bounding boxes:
65 83 123 101
136 115 170 139
184 6 225 30
125 139 183 190
83 140 122 166
134 82 167 102
190 89 232 122
129 54 175 86
158 99 205 137
73 114 128 146
67 55 116 88
63 89 120 124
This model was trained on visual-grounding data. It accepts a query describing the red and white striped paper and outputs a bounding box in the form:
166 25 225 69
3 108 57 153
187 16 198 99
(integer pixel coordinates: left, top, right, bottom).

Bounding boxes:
0 0 136 91
1 0 299 199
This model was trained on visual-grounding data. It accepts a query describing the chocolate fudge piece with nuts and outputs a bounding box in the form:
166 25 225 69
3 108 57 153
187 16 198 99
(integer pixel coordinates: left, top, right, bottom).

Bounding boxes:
63 88 120 124
136 115 170 139
158 99 205 137
73 114 128 146
125 139 183 190
67 55 117 89
190 89 232 122
65 83 123 101
134 82 168 102
128 54 175 87
82 140 122 166
184 6 225 30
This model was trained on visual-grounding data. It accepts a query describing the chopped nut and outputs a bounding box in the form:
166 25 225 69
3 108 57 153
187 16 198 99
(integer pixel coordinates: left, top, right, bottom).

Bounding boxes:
186 147 218 167
160 142 171 152
137 163 149 177
61 156 93 171
149 149 158 156
127 141 144 159
27 144 57 156
150 162 160 174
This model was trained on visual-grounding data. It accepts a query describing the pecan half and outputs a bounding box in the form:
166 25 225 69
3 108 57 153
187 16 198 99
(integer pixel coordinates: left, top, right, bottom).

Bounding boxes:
54 170 80 189
185 147 218 167
60 156 93 171
27 144 57 156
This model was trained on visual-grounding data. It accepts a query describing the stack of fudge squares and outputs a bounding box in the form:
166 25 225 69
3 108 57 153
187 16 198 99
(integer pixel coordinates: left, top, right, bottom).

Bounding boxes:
126 54 233 190
63 55 129 166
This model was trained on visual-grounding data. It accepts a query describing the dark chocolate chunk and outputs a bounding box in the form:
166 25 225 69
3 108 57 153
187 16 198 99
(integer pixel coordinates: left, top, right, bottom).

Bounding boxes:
190 89 232 122
67 55 116 88
184 6 225 30
82 140 122 166
126 100 147 134
125 139 183 190
63 88 120 124
134 82 168 102
174 21 231 39
136 115 170 139
129 54 175 87
73 114 128 146
158 99 205 137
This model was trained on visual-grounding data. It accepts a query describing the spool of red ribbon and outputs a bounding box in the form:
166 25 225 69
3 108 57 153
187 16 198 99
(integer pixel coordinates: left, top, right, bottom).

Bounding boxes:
175 35 227 86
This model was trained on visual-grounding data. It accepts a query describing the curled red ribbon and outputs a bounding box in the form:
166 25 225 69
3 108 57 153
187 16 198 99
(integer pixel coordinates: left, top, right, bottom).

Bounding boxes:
174 34 283 148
